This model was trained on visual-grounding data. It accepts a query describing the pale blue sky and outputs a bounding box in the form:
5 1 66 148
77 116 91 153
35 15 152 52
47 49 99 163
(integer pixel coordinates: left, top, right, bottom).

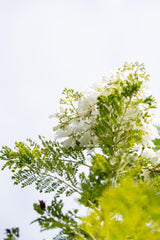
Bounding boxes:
0 0 160 239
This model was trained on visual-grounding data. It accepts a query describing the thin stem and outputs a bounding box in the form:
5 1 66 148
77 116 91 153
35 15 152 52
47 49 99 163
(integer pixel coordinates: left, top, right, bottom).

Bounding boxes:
110 96 133 158
45 172 82 195
87 200 101 212
60 158 90 168
46 156 90 168
114 96 132 146
67 91 78 114
73 230 86 240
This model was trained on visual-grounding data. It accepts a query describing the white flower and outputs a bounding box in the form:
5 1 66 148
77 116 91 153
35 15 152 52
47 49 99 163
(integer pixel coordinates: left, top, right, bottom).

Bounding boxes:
79 131 91 147
51 62 159 161
141 124 159 147
140 81 152 98
91 76 111 90
141 169 150 181
62 137 75 148
78 89 98 115
124 61 130 67
60 106 66 113
142 148 160 164
55 128 69 138
132 144 142 156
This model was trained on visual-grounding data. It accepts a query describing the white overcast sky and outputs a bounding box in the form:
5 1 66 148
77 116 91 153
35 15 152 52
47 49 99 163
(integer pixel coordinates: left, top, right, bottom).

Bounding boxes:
0 0 160 239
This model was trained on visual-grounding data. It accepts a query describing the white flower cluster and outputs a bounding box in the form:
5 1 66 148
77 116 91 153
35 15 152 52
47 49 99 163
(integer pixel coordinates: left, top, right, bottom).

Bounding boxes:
51 62 160 164
52 75 117 150
53 88 100 149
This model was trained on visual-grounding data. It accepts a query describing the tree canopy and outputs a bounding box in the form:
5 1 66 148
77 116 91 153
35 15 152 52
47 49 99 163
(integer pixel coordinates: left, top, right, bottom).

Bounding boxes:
1 62 160 240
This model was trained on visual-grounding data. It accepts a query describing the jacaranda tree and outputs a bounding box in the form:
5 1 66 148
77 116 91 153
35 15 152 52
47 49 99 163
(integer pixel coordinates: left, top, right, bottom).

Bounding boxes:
1 62 160 240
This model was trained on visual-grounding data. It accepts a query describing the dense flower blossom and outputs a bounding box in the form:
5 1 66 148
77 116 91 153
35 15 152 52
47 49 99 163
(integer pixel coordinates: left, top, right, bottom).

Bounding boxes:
51 62 160 164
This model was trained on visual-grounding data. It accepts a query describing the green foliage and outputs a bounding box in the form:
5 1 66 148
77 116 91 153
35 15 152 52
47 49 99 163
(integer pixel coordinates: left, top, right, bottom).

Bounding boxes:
79 154 114 206
57 88 82 129
95 76 155 157
1 62 160 239
153 138 160 150
32 198 79 239
78 176 160 240
0 136 86 196
4 228 19 240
